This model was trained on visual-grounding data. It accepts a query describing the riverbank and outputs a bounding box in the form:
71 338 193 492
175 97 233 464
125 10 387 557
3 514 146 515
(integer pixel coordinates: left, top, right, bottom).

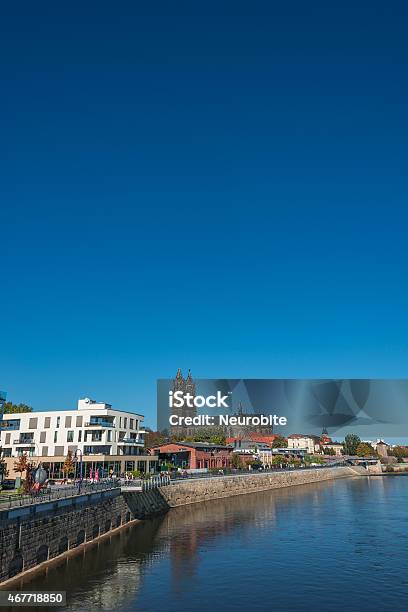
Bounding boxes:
0 466 366 586
157 465 358 507
14 476 408 611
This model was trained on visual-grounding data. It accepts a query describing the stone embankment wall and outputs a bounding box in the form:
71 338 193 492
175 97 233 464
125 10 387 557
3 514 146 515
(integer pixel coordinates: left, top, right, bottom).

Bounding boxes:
0 490 134 585
157 466 355 507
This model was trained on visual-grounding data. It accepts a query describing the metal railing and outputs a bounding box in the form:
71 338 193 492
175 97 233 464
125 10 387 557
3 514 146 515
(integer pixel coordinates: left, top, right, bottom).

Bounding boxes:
166 461 348 483
120 463 347 490
0 481 121 511
120 475 171 490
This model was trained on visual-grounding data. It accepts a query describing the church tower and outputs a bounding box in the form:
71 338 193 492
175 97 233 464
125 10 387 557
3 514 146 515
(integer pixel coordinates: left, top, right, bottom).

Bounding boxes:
170 368 197 436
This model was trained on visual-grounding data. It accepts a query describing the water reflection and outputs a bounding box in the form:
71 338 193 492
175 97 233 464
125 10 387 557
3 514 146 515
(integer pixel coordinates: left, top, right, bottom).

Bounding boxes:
12 477 408 611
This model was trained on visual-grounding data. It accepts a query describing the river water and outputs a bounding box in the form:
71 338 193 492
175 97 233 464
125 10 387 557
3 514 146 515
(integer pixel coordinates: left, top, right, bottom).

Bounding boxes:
15 476 408 611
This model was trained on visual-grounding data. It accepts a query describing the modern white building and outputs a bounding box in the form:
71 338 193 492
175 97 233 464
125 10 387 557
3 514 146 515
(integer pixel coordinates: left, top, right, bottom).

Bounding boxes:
0 398 157 478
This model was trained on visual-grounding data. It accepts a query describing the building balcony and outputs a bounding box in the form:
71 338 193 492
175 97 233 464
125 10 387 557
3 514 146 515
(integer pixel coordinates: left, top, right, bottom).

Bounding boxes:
13 438 35 445
118 438 144 445
83 445 112 455
84 421 115 428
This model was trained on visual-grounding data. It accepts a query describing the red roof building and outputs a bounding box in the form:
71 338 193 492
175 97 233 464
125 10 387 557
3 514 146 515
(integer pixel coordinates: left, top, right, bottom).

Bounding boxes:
149 442 233 470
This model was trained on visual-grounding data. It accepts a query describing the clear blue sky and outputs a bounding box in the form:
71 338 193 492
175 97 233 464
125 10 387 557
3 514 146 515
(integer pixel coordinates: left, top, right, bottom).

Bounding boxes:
1 2 408 428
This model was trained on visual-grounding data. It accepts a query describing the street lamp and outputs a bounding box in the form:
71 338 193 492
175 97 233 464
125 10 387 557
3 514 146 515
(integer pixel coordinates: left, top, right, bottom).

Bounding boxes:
74 449 83 489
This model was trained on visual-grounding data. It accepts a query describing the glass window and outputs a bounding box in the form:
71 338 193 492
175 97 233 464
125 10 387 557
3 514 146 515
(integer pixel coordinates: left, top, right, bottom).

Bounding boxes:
78 431 82 442
130 419 134 429
76 416 83 427
40 432 46 443
124 417 127 428
54 431 58 442
67 430 74 442
44 417 51 428
65 416 72 428
107 430 112 442
56 416 60 428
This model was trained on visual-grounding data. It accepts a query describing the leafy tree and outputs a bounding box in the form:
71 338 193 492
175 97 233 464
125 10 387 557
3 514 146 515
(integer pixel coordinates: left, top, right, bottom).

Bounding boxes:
272 436 288 448
24 462 37 492
0 456 9 482
14 454 29 478
323 447 336 456
144 430 166 448
230 454 243 468
191 427 226 445
62 451 75 477
343 434 361 456
272 455 287 466
356 443 377 458
3 402 33 414
304 454 324 464
390 446 408 460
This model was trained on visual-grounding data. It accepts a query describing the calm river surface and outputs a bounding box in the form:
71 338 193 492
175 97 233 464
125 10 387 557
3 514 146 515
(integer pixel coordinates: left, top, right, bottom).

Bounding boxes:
17 476 408 611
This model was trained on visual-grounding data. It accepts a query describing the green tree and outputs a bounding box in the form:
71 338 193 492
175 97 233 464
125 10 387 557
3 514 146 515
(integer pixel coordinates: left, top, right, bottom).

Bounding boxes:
189 427 226 445
356 443 376 457
231 454 243 468
391 446 408 460
144 430 165 448
272 455 287 466
323 447 336 456
3 402 33 414
272 436 288 448
343 434 361 456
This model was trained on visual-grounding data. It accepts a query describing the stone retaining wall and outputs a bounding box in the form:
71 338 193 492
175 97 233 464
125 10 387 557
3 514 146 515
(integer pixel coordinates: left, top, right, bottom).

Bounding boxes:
0 493 133 584
157 466 355 507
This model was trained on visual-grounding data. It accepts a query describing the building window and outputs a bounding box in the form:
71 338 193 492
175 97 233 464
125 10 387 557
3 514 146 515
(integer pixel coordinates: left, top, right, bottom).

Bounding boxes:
67 431 74 443
42 447 48 457
40 432 46 443
28 418 38 429
124 417 127 428
76 416 83 427
130 419 134 430
56 417 60 428
54 431 58 443
107 430 112 442
44 417 51 428
5 433 10 444
54 446 64 456
65 416 72 428
78 431 82 442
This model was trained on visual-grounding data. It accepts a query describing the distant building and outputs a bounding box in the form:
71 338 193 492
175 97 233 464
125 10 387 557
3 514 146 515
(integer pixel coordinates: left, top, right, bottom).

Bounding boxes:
287 434 320 455
150 441 233 470
320 427 332 446
375 440 389 459
322 442 343 456
222 403 274 438
170 369 197 437
226 434 279 448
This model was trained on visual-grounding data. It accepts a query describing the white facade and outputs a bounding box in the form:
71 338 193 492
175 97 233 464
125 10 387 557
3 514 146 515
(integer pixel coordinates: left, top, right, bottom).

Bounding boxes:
287 435 317 454
0 397 145 459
